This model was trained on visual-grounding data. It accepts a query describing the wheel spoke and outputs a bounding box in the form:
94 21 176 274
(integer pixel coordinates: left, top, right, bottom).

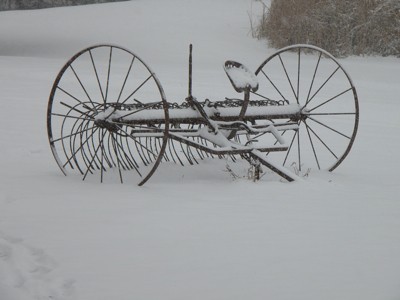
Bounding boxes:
308 116 351 139
306 52 322 103
105 46 113 103
308 87 353 112
57 86 88 108
89 49 106 104
304 121 320 169
60 101 93 116
260 70 287 101
117 101 161 119
250 90 274 101
283 128 298 167
52 125 96 144
278 54 297 102
306 66 340 107
297 48 300 104
69 64 98 112
306 123 338 160
121 74 153 105
116 56 135 104
307 112 356 116
51 113 93 121
100 129 105 183
297 124 301 171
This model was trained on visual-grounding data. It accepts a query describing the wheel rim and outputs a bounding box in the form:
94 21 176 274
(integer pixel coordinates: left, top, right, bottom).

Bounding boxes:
47 44 169 184
254 44 359 174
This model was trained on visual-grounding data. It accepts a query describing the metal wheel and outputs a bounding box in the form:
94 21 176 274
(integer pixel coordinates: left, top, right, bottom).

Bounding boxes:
47 44 169 185
253 44 359 174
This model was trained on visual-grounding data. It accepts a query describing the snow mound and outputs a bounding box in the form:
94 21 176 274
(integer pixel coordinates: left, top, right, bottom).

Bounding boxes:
0 232 75 300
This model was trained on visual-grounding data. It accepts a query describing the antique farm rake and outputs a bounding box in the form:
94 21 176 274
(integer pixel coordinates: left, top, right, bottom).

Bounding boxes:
47 44 359 185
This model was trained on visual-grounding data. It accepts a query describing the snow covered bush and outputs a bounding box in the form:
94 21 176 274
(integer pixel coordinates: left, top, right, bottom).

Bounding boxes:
256 0 400 57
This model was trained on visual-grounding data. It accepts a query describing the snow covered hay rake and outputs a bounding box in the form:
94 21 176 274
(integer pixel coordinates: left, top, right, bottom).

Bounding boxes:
47 44 359 185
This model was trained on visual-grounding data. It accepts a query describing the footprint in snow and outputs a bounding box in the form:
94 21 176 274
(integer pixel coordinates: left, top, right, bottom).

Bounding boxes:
0 232 76 300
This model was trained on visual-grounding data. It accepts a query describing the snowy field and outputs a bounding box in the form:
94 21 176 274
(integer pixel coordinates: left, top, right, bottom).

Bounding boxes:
1 0 400 299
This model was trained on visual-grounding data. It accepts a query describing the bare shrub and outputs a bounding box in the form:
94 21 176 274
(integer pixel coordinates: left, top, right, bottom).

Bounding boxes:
256 0 400 57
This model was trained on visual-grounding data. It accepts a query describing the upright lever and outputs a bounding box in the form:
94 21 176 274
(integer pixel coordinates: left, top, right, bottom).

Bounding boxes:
185 44 217 133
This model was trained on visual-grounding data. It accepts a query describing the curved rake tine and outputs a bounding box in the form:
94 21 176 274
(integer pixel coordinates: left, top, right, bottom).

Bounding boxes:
186 145 199 164
193 137 205 160
139 137 152 164
97 129 108 172
73 118 93 173
179 141 194 165
110 133 124 183
114 133 139 172
87 121 103 170
145 137 155 163
64 120 99 174
118 132 137 170
166 139 178 165
80 120 99 174
100 130 114 169
116 133 135 170
148 137 159 162
133 137 149 166
103 132 114 171
111 134 129 171
118 126 159 165
157 137 171 162
123 131 141 169
68 116 84 172
60 109 83 171
83 130 107 181
170 140 185 166
198 136 212 158
106 133 118 168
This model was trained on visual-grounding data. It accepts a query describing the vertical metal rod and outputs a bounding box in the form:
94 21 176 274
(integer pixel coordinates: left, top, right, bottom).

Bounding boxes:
188 44 193 98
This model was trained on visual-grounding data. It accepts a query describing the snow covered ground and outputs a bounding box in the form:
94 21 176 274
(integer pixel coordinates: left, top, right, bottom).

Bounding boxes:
0 0 400 299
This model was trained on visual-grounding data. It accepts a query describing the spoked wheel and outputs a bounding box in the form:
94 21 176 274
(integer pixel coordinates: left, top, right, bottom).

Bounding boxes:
47 44 169 185
253 45 359 174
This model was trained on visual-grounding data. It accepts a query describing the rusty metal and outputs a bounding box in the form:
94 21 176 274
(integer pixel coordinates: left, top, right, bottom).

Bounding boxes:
47 44 359 185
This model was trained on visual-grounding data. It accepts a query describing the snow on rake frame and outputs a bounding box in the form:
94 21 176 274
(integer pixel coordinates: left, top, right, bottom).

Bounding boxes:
47 44 359 185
